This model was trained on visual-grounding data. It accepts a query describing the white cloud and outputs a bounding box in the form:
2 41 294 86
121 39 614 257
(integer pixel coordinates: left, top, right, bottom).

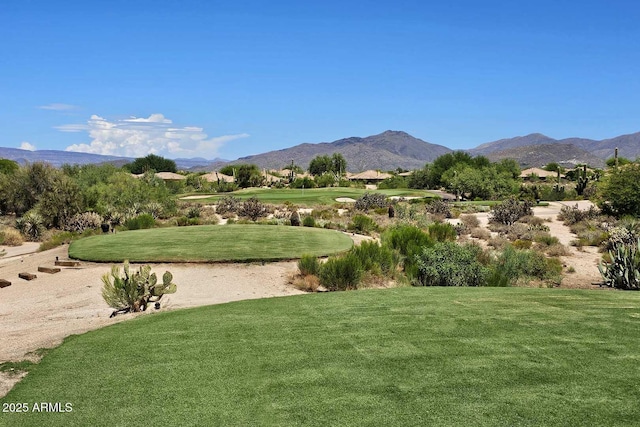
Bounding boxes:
38 103 78 111
20 142 37 151
55 124 90 132
63 113 249 158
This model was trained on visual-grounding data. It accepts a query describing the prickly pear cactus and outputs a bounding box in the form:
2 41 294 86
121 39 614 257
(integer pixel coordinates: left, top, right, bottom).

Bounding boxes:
101 261 177 316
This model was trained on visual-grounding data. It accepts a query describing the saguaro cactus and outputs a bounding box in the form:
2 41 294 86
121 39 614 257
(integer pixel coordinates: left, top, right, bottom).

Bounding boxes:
102 261 177 316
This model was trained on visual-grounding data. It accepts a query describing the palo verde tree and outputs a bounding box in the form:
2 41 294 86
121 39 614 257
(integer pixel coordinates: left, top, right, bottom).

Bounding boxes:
219 164 263 188
124 154 177 174
308 153 347 176
598 163 640 217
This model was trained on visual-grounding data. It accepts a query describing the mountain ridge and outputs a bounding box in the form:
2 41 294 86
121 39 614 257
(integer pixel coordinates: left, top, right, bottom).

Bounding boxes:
1 130 638 172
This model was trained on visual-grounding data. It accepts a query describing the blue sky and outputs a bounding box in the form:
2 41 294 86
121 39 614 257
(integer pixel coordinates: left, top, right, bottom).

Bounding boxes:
1 0 639 160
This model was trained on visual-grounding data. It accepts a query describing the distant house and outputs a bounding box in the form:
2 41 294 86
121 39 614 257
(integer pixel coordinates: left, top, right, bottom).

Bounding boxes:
155 172 187 181
131 172 187 181
520 167 563 180
201 172 235 183
348 170 393 181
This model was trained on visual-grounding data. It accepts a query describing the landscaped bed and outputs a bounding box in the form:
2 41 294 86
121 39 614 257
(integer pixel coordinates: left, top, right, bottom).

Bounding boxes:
2 287 639 426
68 224 353 262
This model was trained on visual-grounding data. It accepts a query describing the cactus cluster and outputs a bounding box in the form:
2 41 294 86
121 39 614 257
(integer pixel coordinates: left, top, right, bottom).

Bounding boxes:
64 212 103 233
598 239 640 290
102 261 177 315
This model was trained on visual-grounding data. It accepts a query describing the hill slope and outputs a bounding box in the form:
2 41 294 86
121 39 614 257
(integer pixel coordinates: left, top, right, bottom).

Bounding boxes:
232 130 452 171
486 143 606 168
470 132 640 161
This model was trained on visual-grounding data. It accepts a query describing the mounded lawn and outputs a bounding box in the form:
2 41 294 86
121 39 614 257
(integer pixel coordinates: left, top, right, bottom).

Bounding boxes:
2 287 640 426
183 187 436 205
68 224 353 262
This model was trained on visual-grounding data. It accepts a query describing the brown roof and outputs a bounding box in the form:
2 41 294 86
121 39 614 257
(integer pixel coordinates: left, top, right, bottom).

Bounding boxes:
348 170 393 180
520 167 562 179
201 172 235 183
155 172 187 181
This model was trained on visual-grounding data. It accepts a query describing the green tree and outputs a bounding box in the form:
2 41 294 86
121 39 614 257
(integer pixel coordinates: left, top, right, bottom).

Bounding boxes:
0 158 19 175
219 164 263 188
606 157 632 168
308 155 332 175
330 153 347 176
124 154 177 174
598 164 640 217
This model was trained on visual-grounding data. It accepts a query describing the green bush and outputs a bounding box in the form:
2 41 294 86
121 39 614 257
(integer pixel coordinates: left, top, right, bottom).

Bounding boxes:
348 214 378 234
124 213 156 230
351 241 397 276
491 245 562 286
427 222 457 242
425 199 451 218
414 242 489 287
302 216 316 227
319 254 363 291
382 225 433 257
290 211 301 226
298 254 321 276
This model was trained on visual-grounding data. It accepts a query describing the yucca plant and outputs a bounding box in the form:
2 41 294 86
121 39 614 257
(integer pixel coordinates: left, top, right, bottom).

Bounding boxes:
102 261 177 316
598 239 640 290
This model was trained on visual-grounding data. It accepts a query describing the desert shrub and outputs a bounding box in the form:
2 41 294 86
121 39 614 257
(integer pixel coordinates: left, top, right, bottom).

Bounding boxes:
461 214 480 229
470 227 491 240
176 216 200 226
545 243 570 257
298 254 321 276
488 235 510 250
0 228 24 246
102 261 177 315
351 241 397 276
425 199 451 218
491 246 561 286
427 222 457 242
348 214 378 234
239 197 267 221
64 212 103 233
216 195 241 215
292 275 320 292
534 234 560 246
124 213 156 230
489 197 533 225
571 219 609 247
414 241 489 287
598 239 640 290
15 211 46 241
311 207 337 220
557 204 600 225
319 253 363 291
290 211 301 226
518 215 545 226
187 206 201 219
355 193 388 211
383 225 433 257
302 216 316 227
144 202 164 219
513 239 533 250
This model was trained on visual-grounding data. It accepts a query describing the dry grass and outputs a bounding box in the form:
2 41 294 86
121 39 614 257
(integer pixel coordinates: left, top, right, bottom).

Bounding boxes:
0 227 24 246
460 214 480 229
470 227 491 240
291 274 321 292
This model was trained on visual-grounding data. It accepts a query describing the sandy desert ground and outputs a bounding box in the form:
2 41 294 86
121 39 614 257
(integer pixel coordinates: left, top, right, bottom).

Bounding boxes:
0 201 604 396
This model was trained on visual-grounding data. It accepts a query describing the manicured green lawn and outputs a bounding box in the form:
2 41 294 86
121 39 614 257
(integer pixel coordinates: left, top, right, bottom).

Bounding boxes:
183 187 436 205
2 287 640 426
68 224 353 262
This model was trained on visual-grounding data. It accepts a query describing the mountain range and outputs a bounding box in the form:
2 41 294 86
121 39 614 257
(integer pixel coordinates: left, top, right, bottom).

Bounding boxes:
1 130 638 172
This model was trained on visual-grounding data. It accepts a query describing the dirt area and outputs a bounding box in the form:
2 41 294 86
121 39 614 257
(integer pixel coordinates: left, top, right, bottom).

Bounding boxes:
0 202 604 397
